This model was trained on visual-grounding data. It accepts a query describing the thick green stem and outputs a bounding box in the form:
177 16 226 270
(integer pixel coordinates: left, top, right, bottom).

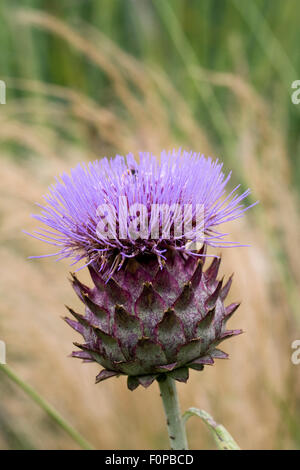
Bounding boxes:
158 376 188 450
0 364 94 450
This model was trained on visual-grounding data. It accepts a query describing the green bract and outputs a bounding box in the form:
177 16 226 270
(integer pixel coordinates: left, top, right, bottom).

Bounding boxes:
66 247 241 390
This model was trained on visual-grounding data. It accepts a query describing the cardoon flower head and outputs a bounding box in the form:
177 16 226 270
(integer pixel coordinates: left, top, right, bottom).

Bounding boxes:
29 149 256 390
30 149 255 279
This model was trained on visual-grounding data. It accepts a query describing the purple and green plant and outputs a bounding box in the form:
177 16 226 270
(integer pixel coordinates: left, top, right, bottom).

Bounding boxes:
24 149 257 450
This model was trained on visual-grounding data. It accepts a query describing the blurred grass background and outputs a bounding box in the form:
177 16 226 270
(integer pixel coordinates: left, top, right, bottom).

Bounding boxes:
0 0 300 449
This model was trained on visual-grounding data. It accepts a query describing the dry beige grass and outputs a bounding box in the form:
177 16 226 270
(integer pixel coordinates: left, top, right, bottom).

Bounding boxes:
0 10 299 450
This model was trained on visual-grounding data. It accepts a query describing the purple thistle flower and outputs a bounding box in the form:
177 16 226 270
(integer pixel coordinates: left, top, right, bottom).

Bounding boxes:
28 149 257 279
27 149 258 391
26 149 257 449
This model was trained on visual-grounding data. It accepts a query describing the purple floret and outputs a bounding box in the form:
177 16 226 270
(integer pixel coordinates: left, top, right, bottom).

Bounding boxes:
27 149 257 278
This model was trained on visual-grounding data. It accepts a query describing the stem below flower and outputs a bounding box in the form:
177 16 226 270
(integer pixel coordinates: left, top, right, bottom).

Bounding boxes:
158 375 188 450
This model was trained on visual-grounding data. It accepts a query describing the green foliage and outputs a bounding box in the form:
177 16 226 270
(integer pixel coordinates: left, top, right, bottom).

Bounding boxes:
1 0 300 175
183 407 240 450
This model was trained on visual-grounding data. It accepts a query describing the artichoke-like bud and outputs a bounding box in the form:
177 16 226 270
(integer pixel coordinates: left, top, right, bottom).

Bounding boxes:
29 150 253 390
66 247 241 390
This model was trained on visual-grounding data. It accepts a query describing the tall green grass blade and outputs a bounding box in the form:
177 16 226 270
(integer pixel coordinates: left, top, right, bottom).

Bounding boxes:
183 407 240 450
0 364 94 450
151 0 236 148
231 0 297 85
